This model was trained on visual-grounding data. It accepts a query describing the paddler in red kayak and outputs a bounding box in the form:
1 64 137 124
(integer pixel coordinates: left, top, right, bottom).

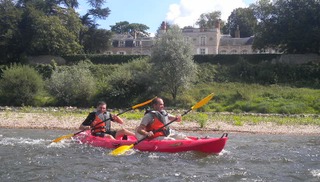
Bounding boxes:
79 101 135 140
135 97 189 140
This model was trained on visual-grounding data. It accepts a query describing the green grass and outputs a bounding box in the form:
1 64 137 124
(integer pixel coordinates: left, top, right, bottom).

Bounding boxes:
208 113 320 126
2 82 320 128
184 82 320 114
122 110 144 120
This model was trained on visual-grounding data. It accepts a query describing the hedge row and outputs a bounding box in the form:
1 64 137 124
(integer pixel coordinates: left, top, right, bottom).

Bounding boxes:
63 54 149 65
62 54 282 65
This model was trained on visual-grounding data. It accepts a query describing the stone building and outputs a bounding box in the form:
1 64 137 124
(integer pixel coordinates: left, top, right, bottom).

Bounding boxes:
105 21 279 55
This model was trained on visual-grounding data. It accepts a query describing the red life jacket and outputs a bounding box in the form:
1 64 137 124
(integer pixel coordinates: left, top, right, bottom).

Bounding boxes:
145 111 170 139
91 115 106 134
90 112 111 134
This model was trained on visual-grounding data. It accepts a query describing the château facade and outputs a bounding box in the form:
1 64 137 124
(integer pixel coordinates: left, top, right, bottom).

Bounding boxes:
104 21 279 55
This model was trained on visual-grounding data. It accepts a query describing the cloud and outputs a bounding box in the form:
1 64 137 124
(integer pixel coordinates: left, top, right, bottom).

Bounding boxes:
165 0 248 28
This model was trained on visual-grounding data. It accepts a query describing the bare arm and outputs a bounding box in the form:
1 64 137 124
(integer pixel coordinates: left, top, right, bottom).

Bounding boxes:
112 115 123 124
79 124 90 130
136 124 154 137
168 114 182 122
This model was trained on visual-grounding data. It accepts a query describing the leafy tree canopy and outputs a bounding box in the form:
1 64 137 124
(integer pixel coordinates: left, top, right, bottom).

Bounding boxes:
150 25 197 101
252 0 320 54
225 7 257 38
110 21 150 37
196 11 225 30
0 0 112 63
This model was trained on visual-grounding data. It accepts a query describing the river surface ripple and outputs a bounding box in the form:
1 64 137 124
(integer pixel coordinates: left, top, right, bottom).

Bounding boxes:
0 128 319 182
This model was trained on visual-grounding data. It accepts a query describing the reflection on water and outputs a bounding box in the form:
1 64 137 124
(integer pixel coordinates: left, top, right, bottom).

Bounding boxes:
0 128 319 182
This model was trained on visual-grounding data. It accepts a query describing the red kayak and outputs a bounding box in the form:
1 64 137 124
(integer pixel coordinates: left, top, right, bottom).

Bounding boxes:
74 130 228 154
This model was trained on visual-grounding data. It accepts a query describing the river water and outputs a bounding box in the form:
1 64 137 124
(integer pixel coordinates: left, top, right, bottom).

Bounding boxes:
0 128 319 182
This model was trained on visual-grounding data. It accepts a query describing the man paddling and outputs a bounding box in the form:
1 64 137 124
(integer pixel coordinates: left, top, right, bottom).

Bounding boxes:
135 97 189 140
79 101 135 140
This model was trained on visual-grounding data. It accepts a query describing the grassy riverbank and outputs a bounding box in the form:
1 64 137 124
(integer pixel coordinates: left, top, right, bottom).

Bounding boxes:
185 83 320 114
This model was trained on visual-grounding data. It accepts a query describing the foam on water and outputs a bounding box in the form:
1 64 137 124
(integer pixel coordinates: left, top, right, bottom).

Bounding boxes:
218 149 230 156
310 169 320 177
148 153 160 159
47 139 73 148
0 137 49 146
0 135 74 149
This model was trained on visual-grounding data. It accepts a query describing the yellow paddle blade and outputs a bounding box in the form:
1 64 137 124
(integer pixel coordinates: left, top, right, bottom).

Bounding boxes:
52 133 74 143
109 144 134 156
131 96 157 109
191 93 214 110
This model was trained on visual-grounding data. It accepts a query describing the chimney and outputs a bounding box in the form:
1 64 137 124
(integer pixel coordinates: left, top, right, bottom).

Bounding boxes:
235 25 240 38
200 25 204 32
161 21 167 31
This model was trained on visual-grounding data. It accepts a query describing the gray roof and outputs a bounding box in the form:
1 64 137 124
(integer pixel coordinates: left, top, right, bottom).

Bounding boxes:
220 35 254 46
112 34 134 40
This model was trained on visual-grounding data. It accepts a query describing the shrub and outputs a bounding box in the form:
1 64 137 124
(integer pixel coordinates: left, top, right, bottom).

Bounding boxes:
46 61 96 106
0 64 44 106
95 57 153 108
197 113 209 128
196 63 217 83
34 60 57 79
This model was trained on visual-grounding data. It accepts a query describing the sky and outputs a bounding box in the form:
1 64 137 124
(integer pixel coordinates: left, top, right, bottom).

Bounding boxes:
77 0 257 36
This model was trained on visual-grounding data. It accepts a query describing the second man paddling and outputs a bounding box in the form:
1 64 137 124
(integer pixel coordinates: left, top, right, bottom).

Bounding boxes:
79 101 135 140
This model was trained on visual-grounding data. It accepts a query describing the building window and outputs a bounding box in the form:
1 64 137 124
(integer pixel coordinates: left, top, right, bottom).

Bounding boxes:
241 50 248 54
231 50 237 54
259 49 268 53
200 36 206 46
200 48 206 55
219 50 227 54
119 41 125 47
105 51 113 55
135 41 141 47
118 51 126 55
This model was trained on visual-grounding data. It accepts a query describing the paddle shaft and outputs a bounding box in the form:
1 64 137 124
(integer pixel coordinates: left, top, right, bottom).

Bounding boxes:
134 108 192 146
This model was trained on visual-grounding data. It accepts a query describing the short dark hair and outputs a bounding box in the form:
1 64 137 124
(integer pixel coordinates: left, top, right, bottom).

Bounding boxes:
97 101 107 107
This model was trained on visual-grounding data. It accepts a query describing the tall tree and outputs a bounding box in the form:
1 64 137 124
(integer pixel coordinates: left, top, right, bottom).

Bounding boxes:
110 21 130 34
0 0 86 62
252 0 320 54
128 23 150 37
225 7 257 37
150 25 197 101
0 0 23 63
196 11 225 30
110 21 150 37
18 3 83 56
1 0 113 62
82 28 112 53
78 0 112 53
